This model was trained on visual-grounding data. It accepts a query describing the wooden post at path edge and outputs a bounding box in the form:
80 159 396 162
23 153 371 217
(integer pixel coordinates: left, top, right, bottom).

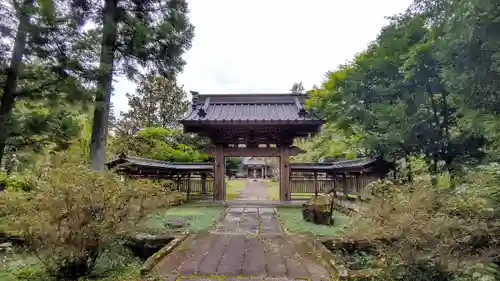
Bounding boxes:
214 144 225 201
280 145 291 202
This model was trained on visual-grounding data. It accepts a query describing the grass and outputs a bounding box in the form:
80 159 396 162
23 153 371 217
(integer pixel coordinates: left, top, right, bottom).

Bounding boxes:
263 180 280 200
277 207 352 237
0 245 142 281
225 179 247 200
144 205 225 233
0 204 215 281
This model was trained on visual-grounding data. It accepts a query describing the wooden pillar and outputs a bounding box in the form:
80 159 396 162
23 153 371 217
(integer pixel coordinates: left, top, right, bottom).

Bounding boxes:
355 173 361 203
176 175 181 191
201 172 207 194
280 145 291 202
214 144 225 201
314 171 318 198
187 173 191 201
342 173 348 204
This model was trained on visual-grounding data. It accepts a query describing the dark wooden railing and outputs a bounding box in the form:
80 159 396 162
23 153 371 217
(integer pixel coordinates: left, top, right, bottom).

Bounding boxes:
290 172 378 201
176 177 214 200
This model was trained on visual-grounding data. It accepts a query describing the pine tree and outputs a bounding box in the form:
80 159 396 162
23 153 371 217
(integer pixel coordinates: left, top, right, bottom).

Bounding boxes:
290 81 305 93
116 74 188 135
85 0 195 170
0 0 93 163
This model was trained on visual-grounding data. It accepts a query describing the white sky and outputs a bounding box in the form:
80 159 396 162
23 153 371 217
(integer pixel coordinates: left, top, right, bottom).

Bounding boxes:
111 0 413 116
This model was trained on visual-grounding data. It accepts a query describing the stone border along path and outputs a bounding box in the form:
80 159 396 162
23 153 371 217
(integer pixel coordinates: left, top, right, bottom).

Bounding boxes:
152 181 333 281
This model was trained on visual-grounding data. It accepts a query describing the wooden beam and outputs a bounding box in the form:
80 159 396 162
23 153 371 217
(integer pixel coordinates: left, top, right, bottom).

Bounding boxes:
213 144 225 201
314 171 318 198
201 146 306 157
280 146 291 201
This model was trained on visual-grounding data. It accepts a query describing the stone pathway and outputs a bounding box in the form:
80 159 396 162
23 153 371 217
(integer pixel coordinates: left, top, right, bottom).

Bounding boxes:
211 207 282 235
152 181 333 281
237 180 270 201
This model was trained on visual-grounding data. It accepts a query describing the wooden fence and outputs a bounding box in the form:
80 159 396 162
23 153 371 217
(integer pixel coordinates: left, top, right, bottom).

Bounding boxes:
290 172 378 201
176 178 214 200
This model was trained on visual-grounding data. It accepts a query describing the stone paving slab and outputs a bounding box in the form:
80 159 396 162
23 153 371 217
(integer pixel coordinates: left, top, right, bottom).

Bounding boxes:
155 181 332 280
212 207 282 235
171 277 310 281
197 235 232 275
154 233 331 279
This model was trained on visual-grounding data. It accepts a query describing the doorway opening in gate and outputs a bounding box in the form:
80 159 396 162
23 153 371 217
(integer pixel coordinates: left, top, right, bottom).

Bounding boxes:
225 156 280 201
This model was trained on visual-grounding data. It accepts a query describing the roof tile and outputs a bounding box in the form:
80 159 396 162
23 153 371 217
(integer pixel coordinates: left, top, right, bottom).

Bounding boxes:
181 94 321 123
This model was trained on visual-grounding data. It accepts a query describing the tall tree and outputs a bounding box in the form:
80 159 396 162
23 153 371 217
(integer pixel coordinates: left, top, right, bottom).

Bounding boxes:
306 0 498 179
0 0 36 164
0 0 93 163
290 81 305 93
87 0 194 170
116 74 188 135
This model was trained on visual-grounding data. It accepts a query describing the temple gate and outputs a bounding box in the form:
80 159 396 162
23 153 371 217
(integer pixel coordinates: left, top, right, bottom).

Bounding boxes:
179 93 323 202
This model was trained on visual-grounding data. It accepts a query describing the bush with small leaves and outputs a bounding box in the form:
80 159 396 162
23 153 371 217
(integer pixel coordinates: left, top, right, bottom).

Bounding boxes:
364 180 398 199
345 179 500 281
2 151 171 280
0 171 36 192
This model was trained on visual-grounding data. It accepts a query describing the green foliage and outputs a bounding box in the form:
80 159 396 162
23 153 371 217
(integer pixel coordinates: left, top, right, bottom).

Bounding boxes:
116 74 188 133
306 0 500 176
277 207 351 236
1 150 171 279
110 126 208 162
0 0 96 163
7 100 83 157
85 0 195 169
293 123 364 162
144 206 225 233
345 175 500 281
333 248 381 271
0 171 35 192
0 246 142 281
364 180 397 199
226 157 242 171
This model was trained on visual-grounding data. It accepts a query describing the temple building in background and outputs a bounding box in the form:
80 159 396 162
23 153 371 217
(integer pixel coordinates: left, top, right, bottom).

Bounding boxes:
242 157 274 179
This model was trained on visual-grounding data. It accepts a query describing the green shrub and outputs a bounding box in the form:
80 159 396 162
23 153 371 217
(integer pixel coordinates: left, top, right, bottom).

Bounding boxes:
0 171 35 192
2 151 171 280
345 180 500 281
364 180 397 199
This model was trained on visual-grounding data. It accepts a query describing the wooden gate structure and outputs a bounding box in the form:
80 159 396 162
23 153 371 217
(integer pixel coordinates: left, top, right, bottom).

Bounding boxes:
108 93 392 203
179 93 323 202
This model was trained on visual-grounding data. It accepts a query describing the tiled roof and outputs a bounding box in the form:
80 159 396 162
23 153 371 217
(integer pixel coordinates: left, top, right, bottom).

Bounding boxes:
181 93 321 123
242 157 269 166
290 157 382 172
107 154 213 171
329 157 378 168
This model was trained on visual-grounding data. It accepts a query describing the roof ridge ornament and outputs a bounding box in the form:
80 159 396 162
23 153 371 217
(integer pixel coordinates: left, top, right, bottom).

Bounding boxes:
197 97 210 118
294 97 308 117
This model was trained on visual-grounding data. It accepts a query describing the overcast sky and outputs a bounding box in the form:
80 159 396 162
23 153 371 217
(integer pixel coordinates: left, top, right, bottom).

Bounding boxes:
111 0 413 116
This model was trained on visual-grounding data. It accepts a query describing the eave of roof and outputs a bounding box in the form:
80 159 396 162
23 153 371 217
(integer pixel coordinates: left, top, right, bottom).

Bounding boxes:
106 154 213 171
179 93 323 124
290 157 384 172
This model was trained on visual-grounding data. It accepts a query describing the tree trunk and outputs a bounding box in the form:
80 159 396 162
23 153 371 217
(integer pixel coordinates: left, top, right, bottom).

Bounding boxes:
428 88 442 186
0 0 33 164
90 0 119 170
441 91 452 171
